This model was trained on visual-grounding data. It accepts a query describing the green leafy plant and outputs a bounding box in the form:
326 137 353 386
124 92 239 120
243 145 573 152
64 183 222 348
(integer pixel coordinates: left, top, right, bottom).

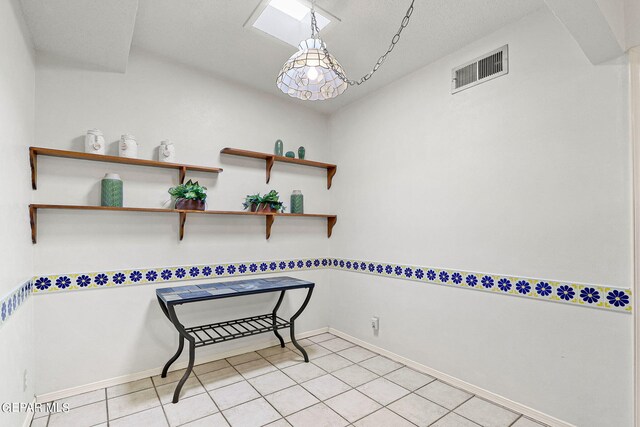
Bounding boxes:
243 190 285 212
168 180 207 201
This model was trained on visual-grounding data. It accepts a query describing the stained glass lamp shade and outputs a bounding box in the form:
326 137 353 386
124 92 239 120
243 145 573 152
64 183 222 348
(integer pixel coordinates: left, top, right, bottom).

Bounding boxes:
276 38 348 101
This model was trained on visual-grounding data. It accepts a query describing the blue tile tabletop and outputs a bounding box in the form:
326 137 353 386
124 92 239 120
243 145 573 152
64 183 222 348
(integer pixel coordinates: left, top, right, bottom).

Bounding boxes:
156 276 314 305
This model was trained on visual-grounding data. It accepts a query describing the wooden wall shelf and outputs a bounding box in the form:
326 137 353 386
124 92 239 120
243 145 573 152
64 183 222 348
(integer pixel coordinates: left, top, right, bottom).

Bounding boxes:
220 148 337 189
29 204 337 243
29 147 223 190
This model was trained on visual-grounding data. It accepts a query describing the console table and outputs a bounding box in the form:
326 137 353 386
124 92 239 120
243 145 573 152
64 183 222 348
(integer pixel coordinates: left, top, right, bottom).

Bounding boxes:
156 276 315 403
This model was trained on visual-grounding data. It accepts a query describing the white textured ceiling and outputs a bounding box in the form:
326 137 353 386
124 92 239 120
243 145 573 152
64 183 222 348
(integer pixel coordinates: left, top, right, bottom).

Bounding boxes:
132 0 544 113
19 0 546 112
19 0 138 72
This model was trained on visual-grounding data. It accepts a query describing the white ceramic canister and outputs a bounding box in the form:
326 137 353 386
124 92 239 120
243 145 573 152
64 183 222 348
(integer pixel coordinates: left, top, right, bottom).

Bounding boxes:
84 129 105 155
159 140 176 163
119 134 138 158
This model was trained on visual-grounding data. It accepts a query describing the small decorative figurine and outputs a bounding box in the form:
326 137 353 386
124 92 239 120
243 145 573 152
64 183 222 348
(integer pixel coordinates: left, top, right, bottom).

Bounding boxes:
290 190 304 214
119 134 138 158
285 151 295 158
274 139 284 156
101 173 123 207
84 129 105 155
298 146 306 160
159 140 176 163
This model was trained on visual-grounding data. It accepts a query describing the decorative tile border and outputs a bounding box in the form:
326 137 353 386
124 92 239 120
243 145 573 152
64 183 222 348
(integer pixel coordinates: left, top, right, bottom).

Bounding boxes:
330 258 632 313
32 257 329 294
32 257 632 313
0 280 33 329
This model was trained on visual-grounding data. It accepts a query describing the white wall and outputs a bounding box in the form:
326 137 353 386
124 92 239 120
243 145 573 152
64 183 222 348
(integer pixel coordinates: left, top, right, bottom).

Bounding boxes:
0 0 35 426
328 8 633 427
33 49 333 394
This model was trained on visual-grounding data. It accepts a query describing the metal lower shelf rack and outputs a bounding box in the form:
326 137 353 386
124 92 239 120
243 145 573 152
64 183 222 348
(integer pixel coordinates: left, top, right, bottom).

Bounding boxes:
185 314 291 348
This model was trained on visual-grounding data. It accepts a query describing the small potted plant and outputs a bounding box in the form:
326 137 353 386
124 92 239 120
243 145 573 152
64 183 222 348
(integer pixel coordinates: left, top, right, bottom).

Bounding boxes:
243 190 285 213
168 179 207 211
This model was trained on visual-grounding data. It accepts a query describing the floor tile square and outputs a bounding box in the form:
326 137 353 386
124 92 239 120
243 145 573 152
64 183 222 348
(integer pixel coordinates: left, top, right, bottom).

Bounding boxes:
318 337 355 352
163 392 219 426
286 339 313 351
385 366 435 391
353 407 416 427
265 385 319 416
222 398 281 427
209 380 260 410
198 366 244 391
416 380 473 410
431 412 481 427
107 378 154 399
110 406 168 427
227 352 262 366
337 346 377 363
248 370 296 395
325 389 381 423
152 369 195 387
30 417 48 427
312 354 353 372
257 345 290 358
107 387 160 420
388 394 448 427
235 358 277 379
357 377 410 405
308 333 336 343
286 402 348 427
193 359 231 376
301 374 351 401
181 412 230 426
332 364 378 387
359 356 404 376
454 397 519 427
512 417 547 427
266 350 305 369
264 420 290 427
49 401 107 427
282 362 327 383
55 388 105 409
156 377 206 404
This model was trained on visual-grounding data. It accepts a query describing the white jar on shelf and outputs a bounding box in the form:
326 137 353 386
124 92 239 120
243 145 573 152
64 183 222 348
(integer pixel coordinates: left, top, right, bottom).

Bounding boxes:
159 140 175 163
84 129 105 155
119 134 138 158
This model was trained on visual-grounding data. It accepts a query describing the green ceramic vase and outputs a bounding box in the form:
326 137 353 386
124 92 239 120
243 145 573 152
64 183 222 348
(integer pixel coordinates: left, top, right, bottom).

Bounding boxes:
101 173 123 207
298 146 305 159
285 151 295 158
290 190 304 214
274 140 283 156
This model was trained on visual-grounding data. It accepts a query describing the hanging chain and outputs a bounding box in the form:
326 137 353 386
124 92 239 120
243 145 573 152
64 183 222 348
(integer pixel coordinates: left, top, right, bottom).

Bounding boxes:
310 0 415 86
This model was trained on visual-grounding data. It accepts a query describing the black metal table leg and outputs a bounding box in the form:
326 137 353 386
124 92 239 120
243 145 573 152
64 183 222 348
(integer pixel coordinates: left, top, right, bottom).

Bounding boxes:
289 286 314 362
166 304 196 403
272 290 286 348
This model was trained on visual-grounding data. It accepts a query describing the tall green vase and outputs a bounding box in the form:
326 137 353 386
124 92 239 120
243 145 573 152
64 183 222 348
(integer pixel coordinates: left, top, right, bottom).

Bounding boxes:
290 190 304 214
101 173 123 207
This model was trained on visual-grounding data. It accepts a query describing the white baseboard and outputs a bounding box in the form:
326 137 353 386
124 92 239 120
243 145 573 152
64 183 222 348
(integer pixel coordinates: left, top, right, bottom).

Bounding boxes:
35 327 328 404
328 328 574 427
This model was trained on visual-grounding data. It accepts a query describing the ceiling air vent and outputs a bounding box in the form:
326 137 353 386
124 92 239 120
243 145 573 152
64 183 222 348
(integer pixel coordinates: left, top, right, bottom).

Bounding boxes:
452 45 508 94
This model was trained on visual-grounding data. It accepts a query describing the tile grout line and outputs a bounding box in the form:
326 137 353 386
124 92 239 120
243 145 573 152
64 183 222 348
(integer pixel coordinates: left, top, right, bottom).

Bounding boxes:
151 377 171 426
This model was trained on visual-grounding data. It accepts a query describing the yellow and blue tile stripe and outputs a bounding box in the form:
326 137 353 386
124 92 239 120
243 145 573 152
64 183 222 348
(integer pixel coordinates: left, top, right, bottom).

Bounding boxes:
32 257 632 313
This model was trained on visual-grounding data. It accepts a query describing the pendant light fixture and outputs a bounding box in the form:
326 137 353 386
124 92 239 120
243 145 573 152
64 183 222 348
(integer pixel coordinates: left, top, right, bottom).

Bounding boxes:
276 0 416 101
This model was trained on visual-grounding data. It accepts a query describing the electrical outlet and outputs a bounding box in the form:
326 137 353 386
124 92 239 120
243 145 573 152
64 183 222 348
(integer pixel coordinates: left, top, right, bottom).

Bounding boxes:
371 316 379 331
23 369 28 392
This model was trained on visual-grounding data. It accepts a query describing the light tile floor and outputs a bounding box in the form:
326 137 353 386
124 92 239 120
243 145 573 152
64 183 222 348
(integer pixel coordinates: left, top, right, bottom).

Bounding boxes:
31 333 549 427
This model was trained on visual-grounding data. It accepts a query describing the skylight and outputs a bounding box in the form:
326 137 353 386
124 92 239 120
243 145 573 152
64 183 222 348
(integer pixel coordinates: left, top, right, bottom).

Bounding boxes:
247 0 334 47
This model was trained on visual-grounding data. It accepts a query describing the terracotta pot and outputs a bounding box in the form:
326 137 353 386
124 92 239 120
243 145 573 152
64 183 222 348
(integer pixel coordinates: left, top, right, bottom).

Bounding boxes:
250 203 277 213
175 199 205 211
